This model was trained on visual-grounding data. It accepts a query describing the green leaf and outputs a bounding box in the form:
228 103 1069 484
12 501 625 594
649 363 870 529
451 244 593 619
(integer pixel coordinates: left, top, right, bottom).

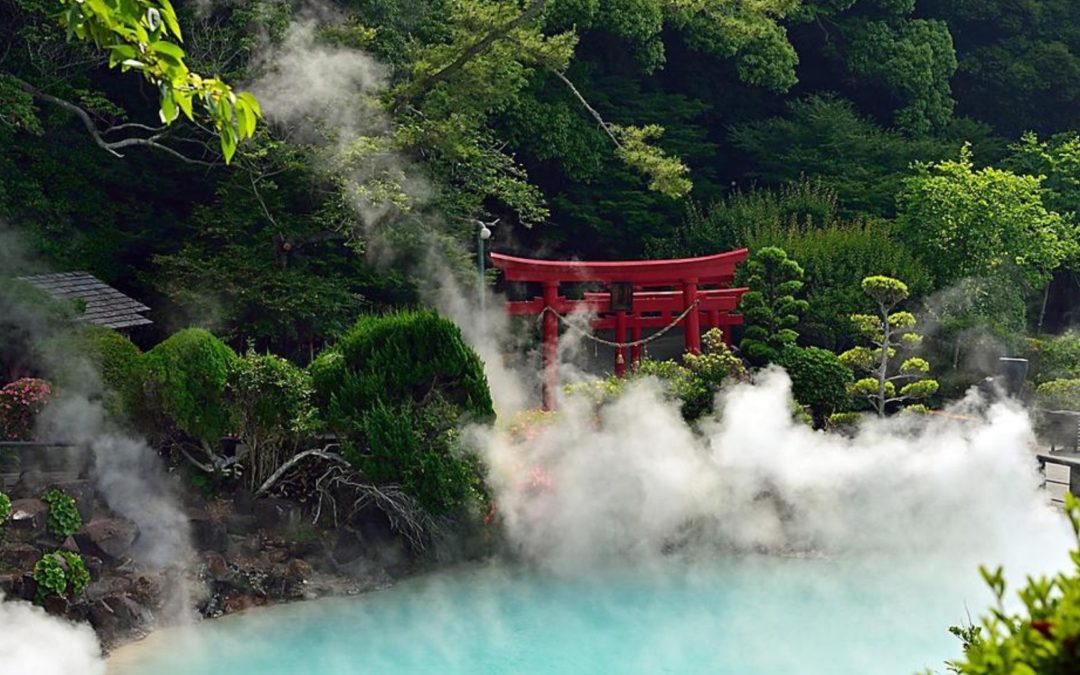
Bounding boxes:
157 0 182 41
159 88 178 123
235 99 255 139
149 40 185 61
173 89 193 121
235 92 261 118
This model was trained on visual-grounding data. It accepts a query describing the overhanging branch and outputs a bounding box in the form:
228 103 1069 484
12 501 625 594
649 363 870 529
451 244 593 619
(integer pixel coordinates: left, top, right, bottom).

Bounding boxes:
10 74 218 166
392 0 549 111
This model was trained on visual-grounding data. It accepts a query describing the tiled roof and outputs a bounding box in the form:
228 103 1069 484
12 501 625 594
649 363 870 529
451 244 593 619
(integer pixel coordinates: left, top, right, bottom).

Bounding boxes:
18 272 152 329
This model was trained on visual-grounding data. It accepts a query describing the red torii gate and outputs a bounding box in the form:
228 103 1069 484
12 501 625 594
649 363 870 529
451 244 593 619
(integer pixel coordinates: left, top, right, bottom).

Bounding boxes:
490 249 749 409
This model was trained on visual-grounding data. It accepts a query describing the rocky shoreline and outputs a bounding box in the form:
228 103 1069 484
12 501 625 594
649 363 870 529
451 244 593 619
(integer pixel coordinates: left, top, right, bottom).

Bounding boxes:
0 468 428 653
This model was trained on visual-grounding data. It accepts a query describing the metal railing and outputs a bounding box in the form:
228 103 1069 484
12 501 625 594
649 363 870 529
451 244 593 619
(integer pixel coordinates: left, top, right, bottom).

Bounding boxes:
1036 452 1080 506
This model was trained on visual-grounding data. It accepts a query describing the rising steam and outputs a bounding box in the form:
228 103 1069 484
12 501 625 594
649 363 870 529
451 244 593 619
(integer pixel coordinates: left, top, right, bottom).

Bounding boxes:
479 367 1072 579
0 593 105 675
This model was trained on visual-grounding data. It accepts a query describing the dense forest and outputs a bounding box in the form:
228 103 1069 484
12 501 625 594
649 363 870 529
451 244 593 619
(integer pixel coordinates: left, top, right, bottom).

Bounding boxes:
5 0 1080 390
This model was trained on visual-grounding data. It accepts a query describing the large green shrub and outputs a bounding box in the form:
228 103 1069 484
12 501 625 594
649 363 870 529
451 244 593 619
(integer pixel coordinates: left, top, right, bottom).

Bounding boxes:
227 349 320 490
44 325 142 418
310 310 493 515
775 346 852 426
133 328 238 445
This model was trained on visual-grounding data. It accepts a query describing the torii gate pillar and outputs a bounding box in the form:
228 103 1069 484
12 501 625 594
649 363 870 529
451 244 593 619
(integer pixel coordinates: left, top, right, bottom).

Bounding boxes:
542 281 559 410
683 280 701 354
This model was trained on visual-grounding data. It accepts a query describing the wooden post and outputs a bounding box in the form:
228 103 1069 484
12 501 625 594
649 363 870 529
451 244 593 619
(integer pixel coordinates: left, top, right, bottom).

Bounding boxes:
631 325 642 367
542 281 559 410
614 310 627 377
683 279 700 354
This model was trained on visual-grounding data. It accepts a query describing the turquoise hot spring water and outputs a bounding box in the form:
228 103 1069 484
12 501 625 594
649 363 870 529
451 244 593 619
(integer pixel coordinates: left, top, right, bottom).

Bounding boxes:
109 554 986 675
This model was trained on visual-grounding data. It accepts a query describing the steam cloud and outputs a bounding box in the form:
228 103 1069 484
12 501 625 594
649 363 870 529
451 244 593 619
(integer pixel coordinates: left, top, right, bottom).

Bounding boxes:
479 368 1072 580
247 16 430 240
0 594 105 675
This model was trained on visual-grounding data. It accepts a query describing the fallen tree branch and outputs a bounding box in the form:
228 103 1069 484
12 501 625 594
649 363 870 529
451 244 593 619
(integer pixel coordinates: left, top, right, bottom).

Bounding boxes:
254 446 347 497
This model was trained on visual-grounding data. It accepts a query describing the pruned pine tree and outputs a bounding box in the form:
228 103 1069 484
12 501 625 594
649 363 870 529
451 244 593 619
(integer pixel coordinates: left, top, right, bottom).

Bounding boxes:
839 276 938 417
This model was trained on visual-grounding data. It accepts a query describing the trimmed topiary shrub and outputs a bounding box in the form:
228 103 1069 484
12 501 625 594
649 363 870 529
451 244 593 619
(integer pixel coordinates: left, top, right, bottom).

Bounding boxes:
227 349 320 490
776 345 852 427
33 550 90 601
311 310 493 515
737 246 809 365
44 324 142 419
0 377 52 440
133 328 238 446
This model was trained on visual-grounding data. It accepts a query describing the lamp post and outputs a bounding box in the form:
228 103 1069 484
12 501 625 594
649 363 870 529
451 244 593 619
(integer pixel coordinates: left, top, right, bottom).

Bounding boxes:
476 219 496 315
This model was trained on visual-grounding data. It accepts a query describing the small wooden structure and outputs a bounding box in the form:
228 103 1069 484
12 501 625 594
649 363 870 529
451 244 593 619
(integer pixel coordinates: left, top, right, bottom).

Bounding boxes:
19 272 152 329
491 250 749 409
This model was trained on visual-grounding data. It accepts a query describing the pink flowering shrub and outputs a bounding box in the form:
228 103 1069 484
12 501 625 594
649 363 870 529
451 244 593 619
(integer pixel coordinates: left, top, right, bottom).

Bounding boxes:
0 378 52 441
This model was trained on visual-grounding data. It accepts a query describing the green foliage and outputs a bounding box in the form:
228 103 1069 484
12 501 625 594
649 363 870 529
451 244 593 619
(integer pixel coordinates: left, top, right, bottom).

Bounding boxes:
311 310 493 515
947 493 1080 674
648 178 842 257
44 325 141 419
841 18 957 133
930 0 1080 137
649 181 932 350
1034 379 1080 412
729 96 960 217
0 491 11 524
41 489 82 539
898 145 1078 289
743 217 931 350
1026 332 1080 384
826 410 862 433
775 345 852 425
1006 133 1080 219
571 328 746 422
738 246 809 365
838 275 938 416
133 328 238 445
610 124 692 198
55 0 260 160
227 349 320 490
33 550 89 601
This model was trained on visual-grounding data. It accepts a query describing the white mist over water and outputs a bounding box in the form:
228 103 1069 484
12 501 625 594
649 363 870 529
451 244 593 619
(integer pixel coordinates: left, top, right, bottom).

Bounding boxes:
481 368 1071 578
0 593 105 675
